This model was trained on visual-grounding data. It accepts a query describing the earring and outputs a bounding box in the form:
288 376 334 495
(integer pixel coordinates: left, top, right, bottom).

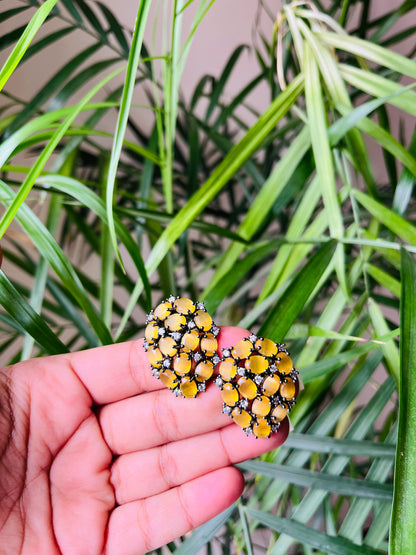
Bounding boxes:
215 334 298 438
144 296 220 398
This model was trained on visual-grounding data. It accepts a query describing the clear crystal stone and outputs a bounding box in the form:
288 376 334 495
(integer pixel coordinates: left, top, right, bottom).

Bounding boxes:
237 367 246 376
239 398 249 409
249 333 257 343
168 295 176 303
197 383 206 392
215 376 223 387
163 359 171 368
222 405 232 415
196 302 205 310
187 321 195 329
254 375 263 385
193 352 202 362
222 348 231 357
171 332 182 341
146 311 154 322
158 327 166 336
212 355 221 365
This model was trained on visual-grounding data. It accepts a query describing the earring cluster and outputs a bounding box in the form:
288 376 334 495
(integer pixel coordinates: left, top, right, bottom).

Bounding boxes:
144 297 299 438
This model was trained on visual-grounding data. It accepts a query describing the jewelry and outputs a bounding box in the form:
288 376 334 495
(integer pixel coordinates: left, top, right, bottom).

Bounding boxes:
144 296 220 398
215 334 298 438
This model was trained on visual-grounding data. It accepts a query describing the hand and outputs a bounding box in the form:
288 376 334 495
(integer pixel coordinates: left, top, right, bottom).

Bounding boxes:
0 327 288 555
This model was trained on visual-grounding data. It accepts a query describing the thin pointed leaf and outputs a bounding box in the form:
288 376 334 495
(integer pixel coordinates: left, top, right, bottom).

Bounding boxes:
390 249 416 554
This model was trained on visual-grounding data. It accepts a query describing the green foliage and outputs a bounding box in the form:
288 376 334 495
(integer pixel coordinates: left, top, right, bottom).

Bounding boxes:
1 0 416 552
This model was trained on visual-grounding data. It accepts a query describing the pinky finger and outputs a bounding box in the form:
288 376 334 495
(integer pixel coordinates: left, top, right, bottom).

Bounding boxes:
105 467 244 555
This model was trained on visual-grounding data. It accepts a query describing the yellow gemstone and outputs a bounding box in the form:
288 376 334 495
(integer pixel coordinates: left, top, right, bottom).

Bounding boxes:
280 378 296 400
253 418 271 438
262 374 281 396
219 358 237 381
181 330 200 351
194 361 214 382
154 301 172 321
147 347 163 367
237 377 258 400
145 321 159 343
221 383 239 406
231 339 253 360
245 354 268 374
159 369 178 389
231 408 252 429
159 336 178 357
254 337 278 357
252 395 271 417
271 404 288 423
276 352 293 375
174 297 196 315
165 313 186 331
194 310 213 331
173 353 192 375
180 376 198 398
200 333 218 354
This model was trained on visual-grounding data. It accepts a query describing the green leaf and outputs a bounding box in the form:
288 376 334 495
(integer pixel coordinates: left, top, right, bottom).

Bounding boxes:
303 45 346 294
0 0 59 91
285 433 395 457
318 31 416 79
390 249 416 554
0 271 68 355
238 460 392 501
246 508 385 554
258 240 337 341
106 0 152 268
353 189 416 245
368 297 400 385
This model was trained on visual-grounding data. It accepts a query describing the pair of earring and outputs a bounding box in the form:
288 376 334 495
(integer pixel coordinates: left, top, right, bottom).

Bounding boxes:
144 296 299 438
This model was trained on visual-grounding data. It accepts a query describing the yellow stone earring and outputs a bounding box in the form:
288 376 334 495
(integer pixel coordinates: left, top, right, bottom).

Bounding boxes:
144 296 220 398
216 334 298 438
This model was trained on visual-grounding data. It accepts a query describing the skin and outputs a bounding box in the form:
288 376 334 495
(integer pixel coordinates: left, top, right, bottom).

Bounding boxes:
0 326 289 555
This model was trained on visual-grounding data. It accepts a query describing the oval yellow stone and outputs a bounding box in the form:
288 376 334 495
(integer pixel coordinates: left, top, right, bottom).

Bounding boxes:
254 337 277 357
159 369 178 389
181 330 200 351
219 358 237 381
231 408 252 429
221 383 239 406
200 333 218 354
145 321 159 343
252 395 271 417
165 313 186 331
159 336 178 357
280 378 296 400
147 347 163 367
154 301 172 321
262 375 281 396
270 404 288 423
237 377 258 400
231 339 253 360
194 310 213 331
174 297 196 315
194 361 214 382
180 376 198 398
253 418 271 438
276 352 293 375
245 354 268 374
173 353 192 375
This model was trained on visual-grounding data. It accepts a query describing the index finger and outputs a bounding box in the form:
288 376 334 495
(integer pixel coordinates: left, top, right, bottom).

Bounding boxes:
66 327 249 405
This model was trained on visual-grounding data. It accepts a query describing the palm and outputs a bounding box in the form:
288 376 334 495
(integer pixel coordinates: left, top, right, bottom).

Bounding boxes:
0 329 288 555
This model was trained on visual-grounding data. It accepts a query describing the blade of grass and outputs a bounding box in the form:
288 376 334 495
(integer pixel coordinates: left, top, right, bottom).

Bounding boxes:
390 249 416 554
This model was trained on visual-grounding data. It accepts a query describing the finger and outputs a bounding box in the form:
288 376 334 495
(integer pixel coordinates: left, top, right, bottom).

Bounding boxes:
111 418 289 504
50 415 115 555
99 379 230 455
105 467 244 555
67 326 249 405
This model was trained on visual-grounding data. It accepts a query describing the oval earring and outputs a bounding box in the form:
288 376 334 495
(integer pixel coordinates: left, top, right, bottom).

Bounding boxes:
144 296 220 398
216 334 299 438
